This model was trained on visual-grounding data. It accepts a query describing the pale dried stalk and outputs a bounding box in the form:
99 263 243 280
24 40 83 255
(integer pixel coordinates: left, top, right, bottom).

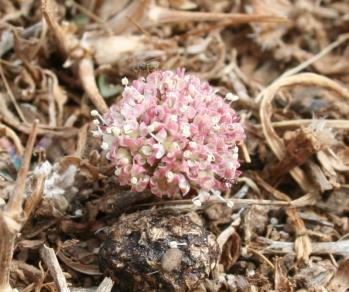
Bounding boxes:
0 121 38 292
268 119 349 129
79 58 108 113
260 73 349 192
146 6 289 26
41 0 70 57
247 247 275 271
107 1 288 34
138 193 315 209
259 239 349 257
40 245 69 292
6 121 38 214
96 278 114 292
286 208 312 262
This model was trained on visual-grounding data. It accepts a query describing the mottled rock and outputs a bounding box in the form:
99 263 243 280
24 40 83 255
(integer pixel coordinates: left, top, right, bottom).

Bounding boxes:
99 209 220 291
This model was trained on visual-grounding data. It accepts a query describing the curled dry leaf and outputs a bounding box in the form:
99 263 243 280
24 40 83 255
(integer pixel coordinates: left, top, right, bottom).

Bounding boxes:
218 228 241 271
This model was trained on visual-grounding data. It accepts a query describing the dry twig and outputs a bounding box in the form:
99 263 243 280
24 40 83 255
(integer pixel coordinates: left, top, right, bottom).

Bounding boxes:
40 245 69 292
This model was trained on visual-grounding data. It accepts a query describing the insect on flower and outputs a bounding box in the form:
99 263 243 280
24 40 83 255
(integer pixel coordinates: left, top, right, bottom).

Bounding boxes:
133 57 160 75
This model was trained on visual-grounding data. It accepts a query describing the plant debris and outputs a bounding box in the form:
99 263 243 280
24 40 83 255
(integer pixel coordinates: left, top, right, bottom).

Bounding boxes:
0 0 348 291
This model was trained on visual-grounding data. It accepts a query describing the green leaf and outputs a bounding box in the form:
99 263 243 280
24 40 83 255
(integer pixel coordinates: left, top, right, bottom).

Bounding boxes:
98 74 123 98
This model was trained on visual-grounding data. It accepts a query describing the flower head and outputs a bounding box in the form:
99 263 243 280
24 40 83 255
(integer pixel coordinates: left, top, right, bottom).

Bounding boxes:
93 69 245 204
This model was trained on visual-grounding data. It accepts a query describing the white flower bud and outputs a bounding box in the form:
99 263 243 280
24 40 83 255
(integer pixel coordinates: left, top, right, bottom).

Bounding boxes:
182 124 191 137
112 127 121 136
225 93 239 102
192 198 202 207
154 143 165 159
101 142 109 150
90 110 99 116
166 171 175 183
141 146 152 156
121 77 129 86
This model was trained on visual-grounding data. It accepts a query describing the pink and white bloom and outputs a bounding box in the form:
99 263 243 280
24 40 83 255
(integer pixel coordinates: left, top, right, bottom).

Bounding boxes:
92 69 245 204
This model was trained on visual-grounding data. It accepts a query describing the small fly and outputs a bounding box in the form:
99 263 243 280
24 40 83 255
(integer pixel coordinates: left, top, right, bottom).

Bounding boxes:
133 57 160 75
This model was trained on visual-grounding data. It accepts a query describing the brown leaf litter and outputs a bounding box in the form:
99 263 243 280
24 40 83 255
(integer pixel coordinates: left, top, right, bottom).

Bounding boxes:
0 0 348 291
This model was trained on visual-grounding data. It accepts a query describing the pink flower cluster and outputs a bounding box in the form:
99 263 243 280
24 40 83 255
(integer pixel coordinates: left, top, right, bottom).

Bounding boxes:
92 69 245 205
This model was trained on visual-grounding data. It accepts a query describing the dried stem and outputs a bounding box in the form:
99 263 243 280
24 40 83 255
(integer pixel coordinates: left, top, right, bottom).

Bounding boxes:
41 0 70 57
79 58 108 113
6 120 38 214
40 245 69 292
137 194 315 209
106 1 288 34
0 121 38 292
265 119 349 129
147 6 289 26
258 239 349 257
